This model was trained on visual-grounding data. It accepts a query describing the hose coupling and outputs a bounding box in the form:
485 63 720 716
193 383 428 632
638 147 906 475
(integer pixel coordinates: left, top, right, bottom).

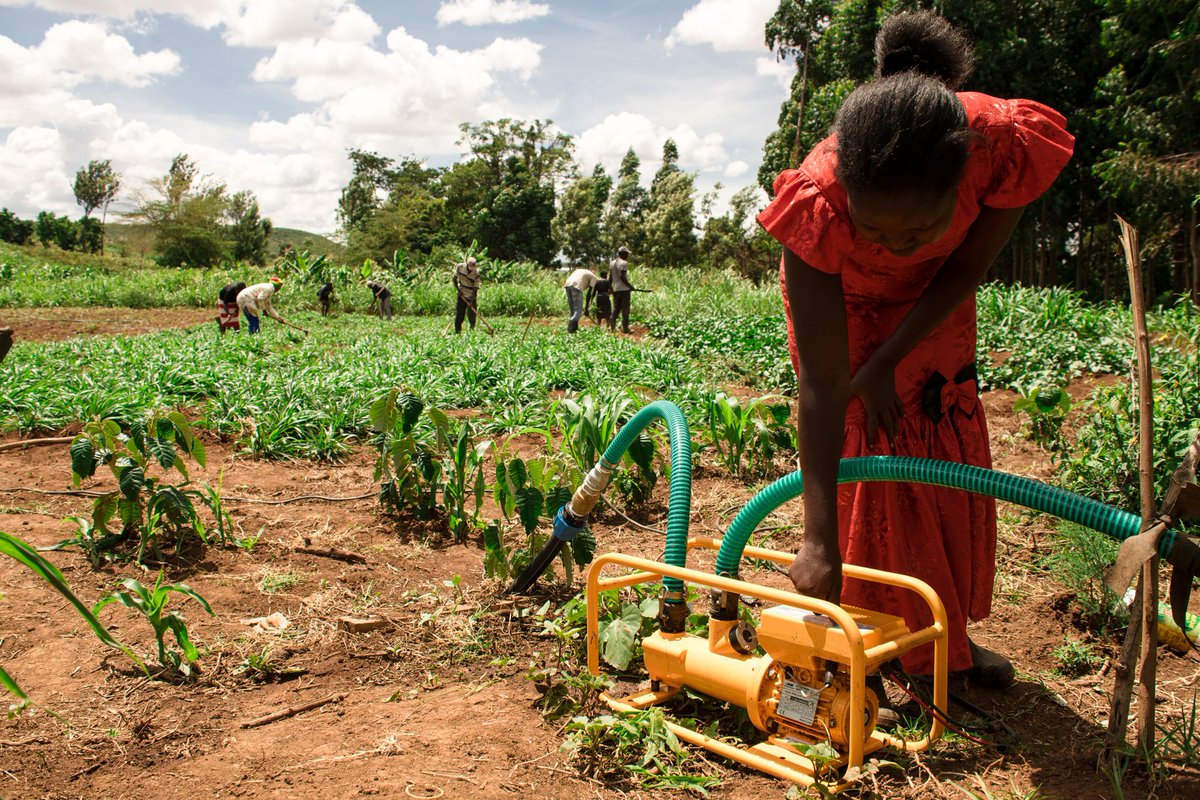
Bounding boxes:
658 594 690 634
709 588 741 621
552 505 586 542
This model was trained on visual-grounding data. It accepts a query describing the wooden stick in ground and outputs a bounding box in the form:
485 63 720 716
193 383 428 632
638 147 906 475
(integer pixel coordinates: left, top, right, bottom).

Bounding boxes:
239 692 346 729
295 545 367 564
519 307 538 344
0 437 73 453
459 294 497 335
1121 216 1160 756
1105 215 1158 758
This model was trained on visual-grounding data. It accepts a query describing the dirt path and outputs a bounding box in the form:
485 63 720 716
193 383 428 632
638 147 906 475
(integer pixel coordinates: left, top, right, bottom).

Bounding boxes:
1 392 1198 799
0 307 212 342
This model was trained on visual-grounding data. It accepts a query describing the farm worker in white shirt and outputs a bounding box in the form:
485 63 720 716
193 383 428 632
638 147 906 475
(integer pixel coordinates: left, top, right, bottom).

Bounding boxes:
564 267 598 333
236 276 287 335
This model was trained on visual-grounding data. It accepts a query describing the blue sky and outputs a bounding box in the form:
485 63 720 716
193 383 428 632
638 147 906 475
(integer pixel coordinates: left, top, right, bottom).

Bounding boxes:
0 1 794 233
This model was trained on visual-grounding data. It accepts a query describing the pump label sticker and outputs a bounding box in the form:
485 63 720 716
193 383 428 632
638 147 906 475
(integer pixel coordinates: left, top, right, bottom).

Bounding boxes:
777 681 821 726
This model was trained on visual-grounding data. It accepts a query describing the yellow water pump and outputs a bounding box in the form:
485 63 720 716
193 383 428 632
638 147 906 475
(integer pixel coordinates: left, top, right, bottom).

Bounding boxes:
586 536 949 789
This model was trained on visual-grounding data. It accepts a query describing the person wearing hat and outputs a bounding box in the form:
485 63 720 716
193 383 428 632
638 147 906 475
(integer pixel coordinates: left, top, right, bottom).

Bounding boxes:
609 246 635 333
236 276 288 335
452 256 481 334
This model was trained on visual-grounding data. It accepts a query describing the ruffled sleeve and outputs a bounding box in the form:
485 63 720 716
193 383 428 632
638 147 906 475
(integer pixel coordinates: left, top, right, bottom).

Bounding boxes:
757 167 854 275
981 98 1075 208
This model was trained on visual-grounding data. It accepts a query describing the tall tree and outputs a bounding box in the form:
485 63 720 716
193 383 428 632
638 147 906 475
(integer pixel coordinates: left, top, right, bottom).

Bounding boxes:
130 154 229 267
701 185 780 285
456 118 575 186
337 149 400 233
347 157 447 265
552 163 612 266
456 118 573 263
604 148 648 257
474 157 557 263
643 169 698 268
227 191 273 265
73 159 122 254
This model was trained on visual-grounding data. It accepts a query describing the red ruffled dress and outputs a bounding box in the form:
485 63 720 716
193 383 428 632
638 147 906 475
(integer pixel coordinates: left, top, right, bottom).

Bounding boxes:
758 92 1074 672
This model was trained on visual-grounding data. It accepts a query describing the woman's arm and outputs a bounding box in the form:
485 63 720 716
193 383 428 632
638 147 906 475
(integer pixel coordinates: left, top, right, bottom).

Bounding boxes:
853 205 1026 440
783 248 851 602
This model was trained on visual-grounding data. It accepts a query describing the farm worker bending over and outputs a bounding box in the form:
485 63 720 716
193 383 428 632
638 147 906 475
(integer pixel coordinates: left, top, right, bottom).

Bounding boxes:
452 256 480 334
317 281 334 316
758 10 1073 692
564 267 598 333
608 247 634 333
237 276 288 335
366 279 393 320
217 281 246 333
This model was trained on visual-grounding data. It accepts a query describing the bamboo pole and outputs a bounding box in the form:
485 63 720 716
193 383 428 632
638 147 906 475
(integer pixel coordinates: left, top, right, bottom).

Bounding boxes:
1106 216 1158 759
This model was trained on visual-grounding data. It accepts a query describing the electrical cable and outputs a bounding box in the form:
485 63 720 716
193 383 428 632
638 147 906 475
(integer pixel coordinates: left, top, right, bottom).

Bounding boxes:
879 663 1018 751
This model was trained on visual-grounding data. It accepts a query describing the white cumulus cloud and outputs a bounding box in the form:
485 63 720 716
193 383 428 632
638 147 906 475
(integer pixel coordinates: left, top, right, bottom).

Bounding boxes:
0 1 380 46
723 159 748 178
574 112 729 179
36 20 180 86
665 0 776 53
436 0 550 27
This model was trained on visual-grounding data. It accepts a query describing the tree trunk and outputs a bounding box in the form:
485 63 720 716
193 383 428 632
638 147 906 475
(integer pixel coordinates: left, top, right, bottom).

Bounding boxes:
1190 204 1199 306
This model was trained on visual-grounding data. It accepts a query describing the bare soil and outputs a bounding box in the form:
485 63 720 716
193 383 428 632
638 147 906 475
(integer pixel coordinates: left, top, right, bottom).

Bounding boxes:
0 307 213 343
0 311 1198 799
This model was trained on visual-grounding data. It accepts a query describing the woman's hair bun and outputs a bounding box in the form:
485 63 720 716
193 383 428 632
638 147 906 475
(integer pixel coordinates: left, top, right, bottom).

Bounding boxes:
874 10 974 89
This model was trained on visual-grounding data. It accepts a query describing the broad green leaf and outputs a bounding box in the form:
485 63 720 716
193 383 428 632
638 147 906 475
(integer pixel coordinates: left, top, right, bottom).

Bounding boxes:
117 463 145 500
570 527 595 567
515 486 544 536
369 390 396 432
92 491 118 530
396 392 424 434
166 411 194 441
117 497 139 526
506 458 528 491
639 596 659 618
69 436 95 484
546 485 572 514
149 435 176 470
187 436 206 469
600 602 643 671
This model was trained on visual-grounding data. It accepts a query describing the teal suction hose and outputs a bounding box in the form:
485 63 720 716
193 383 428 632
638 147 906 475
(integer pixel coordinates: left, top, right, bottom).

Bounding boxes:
714 456 1176 579
601 401 693 598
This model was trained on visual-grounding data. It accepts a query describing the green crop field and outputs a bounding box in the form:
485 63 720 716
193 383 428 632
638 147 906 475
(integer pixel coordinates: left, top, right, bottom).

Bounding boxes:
2 247 1199 800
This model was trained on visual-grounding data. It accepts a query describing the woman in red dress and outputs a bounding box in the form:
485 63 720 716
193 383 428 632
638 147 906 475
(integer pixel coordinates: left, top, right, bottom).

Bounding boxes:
758 11 1074 685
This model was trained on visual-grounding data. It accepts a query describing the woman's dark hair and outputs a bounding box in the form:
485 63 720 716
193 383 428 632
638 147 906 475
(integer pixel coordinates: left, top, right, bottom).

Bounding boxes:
834 11 977 199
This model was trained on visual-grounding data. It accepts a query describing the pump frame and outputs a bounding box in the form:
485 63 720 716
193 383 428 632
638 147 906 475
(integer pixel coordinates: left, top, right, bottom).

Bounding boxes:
585 535 949 790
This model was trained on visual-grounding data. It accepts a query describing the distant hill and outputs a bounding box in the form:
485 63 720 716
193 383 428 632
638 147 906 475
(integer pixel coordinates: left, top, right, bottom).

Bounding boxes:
270 227 346 260
103 223 346 262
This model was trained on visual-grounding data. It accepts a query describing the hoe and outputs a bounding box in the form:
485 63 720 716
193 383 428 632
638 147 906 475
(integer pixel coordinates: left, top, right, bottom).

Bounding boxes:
509 400 1200 790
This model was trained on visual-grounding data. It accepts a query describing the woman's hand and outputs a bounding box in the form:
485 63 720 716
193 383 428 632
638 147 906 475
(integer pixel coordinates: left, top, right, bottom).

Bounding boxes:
788 539 842 604
850 356 903 444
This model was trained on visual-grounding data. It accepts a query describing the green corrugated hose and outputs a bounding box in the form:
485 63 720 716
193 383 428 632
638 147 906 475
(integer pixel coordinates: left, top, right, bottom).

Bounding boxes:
713 456 1176 578
601 401 692 598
